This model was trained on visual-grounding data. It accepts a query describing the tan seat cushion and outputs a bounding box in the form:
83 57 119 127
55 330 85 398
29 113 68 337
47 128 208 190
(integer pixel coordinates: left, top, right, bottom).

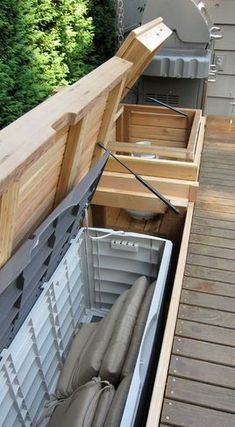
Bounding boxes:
71 289 129 389
48 378 102 427
91 383 115 427
99 276 148 385
104 375 132 427
122 282 155 378
56 323 97 398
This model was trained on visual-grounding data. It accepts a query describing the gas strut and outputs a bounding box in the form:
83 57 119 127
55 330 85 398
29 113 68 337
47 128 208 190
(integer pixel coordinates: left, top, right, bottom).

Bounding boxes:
124 86 188 118
98 142 180 215
146 96 188 118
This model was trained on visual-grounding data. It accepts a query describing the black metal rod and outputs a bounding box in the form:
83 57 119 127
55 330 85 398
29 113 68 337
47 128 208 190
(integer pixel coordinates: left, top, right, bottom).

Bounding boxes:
98 143 181 215
146 96 188 118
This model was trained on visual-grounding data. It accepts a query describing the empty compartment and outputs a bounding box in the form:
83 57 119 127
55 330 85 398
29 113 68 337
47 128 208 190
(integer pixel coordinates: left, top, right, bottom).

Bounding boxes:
112 104 202 161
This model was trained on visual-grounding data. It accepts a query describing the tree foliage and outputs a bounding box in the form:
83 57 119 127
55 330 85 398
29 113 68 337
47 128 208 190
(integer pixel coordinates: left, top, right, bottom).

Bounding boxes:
89 0 117 67
1 0 116 128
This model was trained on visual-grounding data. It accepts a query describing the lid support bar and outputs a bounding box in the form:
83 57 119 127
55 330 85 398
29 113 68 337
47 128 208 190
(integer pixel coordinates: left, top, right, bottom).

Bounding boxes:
97 143 180 215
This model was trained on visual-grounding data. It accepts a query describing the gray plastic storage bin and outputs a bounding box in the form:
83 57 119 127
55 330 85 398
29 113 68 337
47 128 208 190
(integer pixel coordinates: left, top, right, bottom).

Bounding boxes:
0 227 172 427
0 153 172 427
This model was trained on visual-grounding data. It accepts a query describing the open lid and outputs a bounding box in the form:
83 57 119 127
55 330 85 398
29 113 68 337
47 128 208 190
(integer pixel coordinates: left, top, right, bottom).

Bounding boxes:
0 152 109 353
116 17 172 98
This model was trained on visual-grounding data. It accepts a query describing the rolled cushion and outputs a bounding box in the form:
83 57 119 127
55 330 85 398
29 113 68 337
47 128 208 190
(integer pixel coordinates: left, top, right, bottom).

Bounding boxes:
56 323 97 398
104 375 132 427
122 282 155 378
91 383 115 427
99 276 148 385
48 378 102 427
71 289 129 389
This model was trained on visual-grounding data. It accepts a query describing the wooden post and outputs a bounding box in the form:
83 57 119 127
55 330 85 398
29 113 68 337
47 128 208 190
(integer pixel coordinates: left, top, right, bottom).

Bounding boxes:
54 115 90 205
0 182 20 267
92 80 126 166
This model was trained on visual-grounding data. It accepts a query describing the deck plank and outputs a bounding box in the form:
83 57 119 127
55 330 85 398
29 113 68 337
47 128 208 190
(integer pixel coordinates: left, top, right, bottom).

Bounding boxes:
165 376 235 413
187 253 235 271
178 304 235 328
162 399 235 426
183 276 235 298
169 356 235 389
181 289 235 312
176 319 235 347
185 264 235 283
172 337 235 366
156 117 235 426
188 243 235 261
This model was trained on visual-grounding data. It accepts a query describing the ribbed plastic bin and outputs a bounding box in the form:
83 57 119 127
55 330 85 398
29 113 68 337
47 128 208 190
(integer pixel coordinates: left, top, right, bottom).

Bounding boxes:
0 227 172 427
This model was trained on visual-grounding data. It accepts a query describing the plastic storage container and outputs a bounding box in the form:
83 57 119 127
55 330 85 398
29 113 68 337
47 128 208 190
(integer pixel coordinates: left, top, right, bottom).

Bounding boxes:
0 154 172 427
0 227 172 427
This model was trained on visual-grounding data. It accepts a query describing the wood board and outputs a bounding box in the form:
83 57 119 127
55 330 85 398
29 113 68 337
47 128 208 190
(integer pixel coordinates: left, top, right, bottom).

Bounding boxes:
0 57 132 266
116 18 172 98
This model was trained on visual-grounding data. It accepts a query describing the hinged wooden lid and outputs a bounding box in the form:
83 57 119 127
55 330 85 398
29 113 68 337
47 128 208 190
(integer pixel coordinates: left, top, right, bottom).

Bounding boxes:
116 17 172 98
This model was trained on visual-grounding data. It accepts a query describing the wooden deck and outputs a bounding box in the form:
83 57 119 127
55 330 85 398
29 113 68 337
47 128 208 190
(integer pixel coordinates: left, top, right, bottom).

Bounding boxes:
160 116 235 426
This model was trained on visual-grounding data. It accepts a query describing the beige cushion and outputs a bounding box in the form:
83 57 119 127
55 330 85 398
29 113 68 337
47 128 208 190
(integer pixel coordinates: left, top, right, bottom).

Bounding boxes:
104 375 132 427
91 383 115 427
48 378 102 427
71 289 129 389
100 276 148 385
122 282 155 378
56 323 97 398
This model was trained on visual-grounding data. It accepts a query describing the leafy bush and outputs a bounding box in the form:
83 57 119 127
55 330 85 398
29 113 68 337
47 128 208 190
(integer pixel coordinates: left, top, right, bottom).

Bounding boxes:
88 0 117 67
0 0 94 128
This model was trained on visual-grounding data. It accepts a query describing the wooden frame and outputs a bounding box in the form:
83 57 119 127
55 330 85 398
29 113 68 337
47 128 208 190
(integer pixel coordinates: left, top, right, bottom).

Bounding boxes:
106 114 206 181
92 171 198 214
112 104 202 161
146 202 195 427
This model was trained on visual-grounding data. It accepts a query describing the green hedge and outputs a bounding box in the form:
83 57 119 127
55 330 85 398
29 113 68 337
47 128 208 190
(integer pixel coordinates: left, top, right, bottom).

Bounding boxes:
0 0 117 128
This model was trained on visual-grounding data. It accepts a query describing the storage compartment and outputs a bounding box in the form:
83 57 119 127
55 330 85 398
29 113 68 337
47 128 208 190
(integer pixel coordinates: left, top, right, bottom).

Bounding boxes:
0 227 172 427
113 104 202 161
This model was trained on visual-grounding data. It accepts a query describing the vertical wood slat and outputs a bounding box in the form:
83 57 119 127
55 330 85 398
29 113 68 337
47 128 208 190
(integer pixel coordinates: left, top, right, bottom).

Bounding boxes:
0 182 20 268
92 80 126 166
54 115 90 205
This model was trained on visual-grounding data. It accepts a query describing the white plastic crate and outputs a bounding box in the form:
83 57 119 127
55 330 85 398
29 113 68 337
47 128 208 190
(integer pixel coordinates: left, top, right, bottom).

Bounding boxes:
0 227 172 427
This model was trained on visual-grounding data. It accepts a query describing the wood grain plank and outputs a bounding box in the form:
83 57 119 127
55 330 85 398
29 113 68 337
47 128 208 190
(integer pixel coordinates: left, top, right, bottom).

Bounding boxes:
172 337 235 366
187 110 202 157
130 124 189 142
0 182 20 267
185 264 235 284
176 319 235 347
178 304 235 329
183 276 235 298
181 289 235 313
169 355 235 389
192 216 235 230
162 399 235 426
199 177 235 188
190 233 235 250
146 204 194 427
55 115 91 205
105 156 198 181
166 376 235 414
187 253 235 272
193 208 235 222
130 111 190 129
191 224 235 240
188 242 235 261
196 201 235 214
